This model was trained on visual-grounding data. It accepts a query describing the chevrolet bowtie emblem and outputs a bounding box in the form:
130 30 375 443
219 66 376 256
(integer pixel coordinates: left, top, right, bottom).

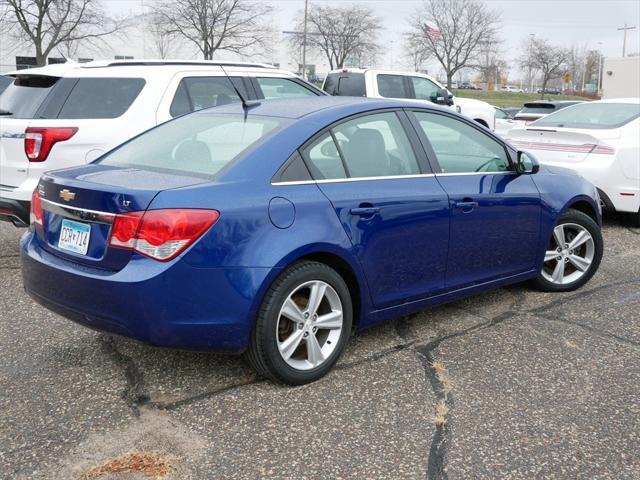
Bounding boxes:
59 189 76 202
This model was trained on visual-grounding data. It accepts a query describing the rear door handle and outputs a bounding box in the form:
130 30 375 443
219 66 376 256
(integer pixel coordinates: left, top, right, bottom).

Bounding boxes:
349 207 380 217
454 201 479 212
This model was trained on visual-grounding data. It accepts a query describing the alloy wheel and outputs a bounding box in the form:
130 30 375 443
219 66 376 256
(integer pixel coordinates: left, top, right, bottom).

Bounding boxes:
541 223 595 285
276 280 343 371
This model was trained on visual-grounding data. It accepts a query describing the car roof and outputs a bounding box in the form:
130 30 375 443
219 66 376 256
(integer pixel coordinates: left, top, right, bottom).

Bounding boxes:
196 95 448 120
5 59 287 78
595 97 640 104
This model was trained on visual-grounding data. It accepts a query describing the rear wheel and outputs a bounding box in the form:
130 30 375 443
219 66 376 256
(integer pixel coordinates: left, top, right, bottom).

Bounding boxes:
532 209 603 292
626 210 640 228
245 261 352 385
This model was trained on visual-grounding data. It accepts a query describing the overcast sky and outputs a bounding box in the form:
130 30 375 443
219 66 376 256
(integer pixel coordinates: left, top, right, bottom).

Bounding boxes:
2 0 639 77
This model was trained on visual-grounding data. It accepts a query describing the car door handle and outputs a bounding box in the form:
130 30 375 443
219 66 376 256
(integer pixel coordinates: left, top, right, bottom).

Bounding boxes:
349 207 380 217
454 201 479 211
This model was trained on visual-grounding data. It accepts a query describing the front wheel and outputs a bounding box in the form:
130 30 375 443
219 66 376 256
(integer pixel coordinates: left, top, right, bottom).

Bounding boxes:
532 209 603 292
244 261 352 385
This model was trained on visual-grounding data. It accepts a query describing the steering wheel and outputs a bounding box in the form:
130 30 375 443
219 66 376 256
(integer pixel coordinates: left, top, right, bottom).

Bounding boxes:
475 156 505 172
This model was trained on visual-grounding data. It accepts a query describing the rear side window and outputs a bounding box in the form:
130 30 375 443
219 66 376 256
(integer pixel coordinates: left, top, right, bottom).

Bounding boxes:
323 73 366 96
377 75 408 98
0 75 59 118
57 78 145 119
301 111 420 180
170 77 245 117
99 113 287 179
302 132 347 180
255 77 317 99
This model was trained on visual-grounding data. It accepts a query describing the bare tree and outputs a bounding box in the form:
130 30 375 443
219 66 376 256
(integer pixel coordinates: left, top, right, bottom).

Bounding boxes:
520 37 569 98
0 0 125 66
153 0 272 60
147 12 176 59
409 0 501 88
403 32 431 72
290 4 381 70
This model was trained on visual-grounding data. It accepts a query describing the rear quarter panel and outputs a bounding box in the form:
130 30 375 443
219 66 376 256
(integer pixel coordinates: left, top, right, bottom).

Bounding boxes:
149 180 373 326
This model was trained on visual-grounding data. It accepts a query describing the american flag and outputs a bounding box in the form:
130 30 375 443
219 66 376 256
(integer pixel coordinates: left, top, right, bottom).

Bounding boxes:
425 25 443 41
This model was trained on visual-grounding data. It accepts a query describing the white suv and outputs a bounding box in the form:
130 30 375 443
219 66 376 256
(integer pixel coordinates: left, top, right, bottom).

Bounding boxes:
322 68 495 130
0 60 324 226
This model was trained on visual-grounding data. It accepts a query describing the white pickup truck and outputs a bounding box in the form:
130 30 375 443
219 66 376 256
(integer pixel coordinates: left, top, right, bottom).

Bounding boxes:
322 68 495 130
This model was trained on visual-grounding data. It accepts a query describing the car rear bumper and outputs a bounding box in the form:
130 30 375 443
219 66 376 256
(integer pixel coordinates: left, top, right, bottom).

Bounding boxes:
0 197 29 226
21 230 274 352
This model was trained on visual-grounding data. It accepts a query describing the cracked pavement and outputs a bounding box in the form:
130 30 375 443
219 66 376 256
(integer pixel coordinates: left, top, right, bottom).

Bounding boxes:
1 218 639 479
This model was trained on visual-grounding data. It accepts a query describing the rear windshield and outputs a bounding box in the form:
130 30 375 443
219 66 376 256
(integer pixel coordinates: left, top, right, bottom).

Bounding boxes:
323 73 366 96
0 75 59 118
0 76 144 119
0 75 12 94
519 104 557 115
534 102 640 129
99 113 287 179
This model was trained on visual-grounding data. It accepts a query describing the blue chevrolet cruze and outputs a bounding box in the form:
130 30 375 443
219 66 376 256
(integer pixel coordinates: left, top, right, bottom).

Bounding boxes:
21 97 603 384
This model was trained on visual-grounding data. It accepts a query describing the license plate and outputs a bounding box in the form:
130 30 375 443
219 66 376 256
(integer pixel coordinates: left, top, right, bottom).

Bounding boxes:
58 219 91 255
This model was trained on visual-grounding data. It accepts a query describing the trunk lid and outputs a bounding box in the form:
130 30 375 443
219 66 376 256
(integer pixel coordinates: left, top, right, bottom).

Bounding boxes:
37 165 208 270
507 127 620 164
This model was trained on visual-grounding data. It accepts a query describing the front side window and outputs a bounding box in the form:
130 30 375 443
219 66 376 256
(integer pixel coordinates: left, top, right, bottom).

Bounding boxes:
170 77 244 117
533 102 640 129
414 112 510 174
100 113 286 178
376 75 408 98
255 77 317 99
410 76 439 102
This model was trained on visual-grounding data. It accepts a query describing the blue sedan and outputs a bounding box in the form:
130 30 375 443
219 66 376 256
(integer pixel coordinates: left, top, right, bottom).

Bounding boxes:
21 97 603 384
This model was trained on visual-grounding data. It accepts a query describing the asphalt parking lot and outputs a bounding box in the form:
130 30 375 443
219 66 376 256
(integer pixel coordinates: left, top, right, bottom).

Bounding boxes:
1 218 639 479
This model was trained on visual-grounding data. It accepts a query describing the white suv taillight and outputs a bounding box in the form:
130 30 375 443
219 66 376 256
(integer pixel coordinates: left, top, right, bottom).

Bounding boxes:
24 127 78 162
109 209 220 261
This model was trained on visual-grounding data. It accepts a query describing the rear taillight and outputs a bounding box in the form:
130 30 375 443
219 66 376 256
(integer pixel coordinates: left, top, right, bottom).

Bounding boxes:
590 144 616 155
30 188 44 227
109 209 219 261
24 127 78 162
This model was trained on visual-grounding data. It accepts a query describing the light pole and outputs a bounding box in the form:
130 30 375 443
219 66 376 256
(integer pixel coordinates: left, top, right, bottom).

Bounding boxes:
528 33 535 93
301 0 309 80
597 42 603 93
617 23 636 57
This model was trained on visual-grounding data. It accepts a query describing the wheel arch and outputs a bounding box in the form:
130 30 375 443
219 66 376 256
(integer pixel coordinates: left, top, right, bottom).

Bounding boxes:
561 195 602 225
249 245 370 334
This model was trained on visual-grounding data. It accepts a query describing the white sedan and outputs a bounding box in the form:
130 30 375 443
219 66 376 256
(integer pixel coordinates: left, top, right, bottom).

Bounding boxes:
506 98 640 226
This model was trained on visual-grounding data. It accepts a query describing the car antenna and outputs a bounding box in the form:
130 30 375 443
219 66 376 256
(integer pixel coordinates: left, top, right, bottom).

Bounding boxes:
219 65 260 115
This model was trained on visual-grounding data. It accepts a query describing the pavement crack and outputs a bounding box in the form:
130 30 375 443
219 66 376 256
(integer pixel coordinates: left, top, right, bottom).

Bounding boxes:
100 335 150 415
532 312 640 351
150 377 262 410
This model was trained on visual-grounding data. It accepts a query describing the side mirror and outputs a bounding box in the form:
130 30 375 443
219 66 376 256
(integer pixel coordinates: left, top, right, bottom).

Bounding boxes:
516 150 540 174
433 88 453 106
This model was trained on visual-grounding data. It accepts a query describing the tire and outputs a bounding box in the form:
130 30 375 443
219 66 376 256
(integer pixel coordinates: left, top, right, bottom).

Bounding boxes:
626 210 640 228
532 209 603 292
244 261 353 385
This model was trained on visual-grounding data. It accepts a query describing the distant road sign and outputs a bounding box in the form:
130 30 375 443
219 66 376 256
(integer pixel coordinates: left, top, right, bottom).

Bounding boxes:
563 73 572 82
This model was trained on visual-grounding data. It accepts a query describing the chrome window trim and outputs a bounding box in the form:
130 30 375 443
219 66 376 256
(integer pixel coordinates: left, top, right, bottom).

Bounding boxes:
41 198 116 224
435 171 518 177
271 171 519 185
272 173 436 186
